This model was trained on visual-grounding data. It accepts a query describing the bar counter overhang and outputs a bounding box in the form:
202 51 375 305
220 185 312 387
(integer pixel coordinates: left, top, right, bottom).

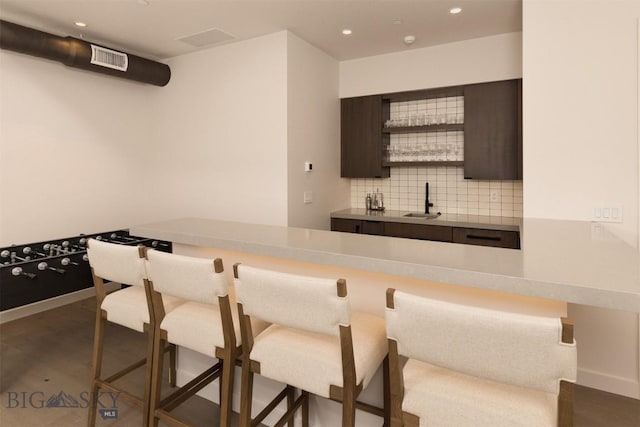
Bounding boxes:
130 217 640 313
130 217 639 426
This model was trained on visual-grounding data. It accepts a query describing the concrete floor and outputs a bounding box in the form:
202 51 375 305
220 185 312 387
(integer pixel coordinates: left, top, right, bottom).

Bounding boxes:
0 297 639 426
0 297 236 426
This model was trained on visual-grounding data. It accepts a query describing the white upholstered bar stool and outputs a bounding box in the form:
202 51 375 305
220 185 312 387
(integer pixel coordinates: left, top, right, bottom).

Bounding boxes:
86 239 183 426
234 263 390 427
385 289 578 427
145 249 245 427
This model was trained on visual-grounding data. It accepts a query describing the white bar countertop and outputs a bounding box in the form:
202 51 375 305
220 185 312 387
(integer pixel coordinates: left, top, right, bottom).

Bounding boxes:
130 217 640 312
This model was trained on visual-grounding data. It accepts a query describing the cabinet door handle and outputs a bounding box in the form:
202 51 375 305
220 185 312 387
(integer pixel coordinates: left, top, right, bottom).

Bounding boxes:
466 234 501 241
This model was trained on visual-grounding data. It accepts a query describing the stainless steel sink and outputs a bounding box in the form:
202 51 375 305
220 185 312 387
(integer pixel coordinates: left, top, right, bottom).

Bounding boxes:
403 212 441 219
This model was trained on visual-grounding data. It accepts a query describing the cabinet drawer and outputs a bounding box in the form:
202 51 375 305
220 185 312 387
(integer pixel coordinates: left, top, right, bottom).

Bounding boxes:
384 222 452 242
331 218 362 233
331 218 384 236
452 228 520 249
361 220 384 235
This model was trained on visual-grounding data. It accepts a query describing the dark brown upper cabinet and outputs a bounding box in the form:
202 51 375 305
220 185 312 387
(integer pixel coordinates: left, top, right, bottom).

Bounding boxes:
463 79 522 180
340 95 390 178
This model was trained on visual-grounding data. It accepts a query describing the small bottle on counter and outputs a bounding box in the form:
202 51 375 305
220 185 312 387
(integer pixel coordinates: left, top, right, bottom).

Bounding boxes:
365 193 372 211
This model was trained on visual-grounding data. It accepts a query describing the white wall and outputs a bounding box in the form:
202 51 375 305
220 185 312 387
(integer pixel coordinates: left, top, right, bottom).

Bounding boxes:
0 50 155 246
567 305 639 398
523 0 640 398
148 32 289 226
523 0 639 242
0 31 293 246
286 32 348 230
340 32 522 98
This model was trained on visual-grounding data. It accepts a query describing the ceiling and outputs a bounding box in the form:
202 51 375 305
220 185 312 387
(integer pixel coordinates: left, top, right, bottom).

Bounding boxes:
0 0 522 61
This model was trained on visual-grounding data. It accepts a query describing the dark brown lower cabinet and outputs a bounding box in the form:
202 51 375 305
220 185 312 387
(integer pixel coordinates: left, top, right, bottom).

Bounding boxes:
331 218 519 249
383 222 452 243
452 227 520 249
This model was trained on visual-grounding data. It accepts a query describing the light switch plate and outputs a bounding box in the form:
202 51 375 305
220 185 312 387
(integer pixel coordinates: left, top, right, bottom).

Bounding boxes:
591 205 623 223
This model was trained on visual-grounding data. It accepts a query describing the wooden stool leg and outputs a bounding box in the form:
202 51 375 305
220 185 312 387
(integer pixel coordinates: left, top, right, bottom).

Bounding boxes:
342 386 356 427
218 358 224 409
383 355 391 427
169 344 177 387
388 340 404 427
219 357 235 427
239 365 254 427
148 332 166 427
287 387 295 427
302 391 310 427
142 325 155 427
87 311 106 427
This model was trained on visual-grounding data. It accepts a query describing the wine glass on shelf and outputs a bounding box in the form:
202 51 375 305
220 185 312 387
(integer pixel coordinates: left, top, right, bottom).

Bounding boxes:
436 143 446 161
426 141 435 161
446 141 456 161
389 145 399 162
419 144 429 162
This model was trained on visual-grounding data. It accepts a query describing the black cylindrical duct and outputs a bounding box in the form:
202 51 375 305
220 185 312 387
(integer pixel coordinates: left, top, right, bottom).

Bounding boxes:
0 20 171 87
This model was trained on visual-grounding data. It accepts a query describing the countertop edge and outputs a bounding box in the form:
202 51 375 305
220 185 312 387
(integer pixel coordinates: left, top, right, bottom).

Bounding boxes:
131 219 640 313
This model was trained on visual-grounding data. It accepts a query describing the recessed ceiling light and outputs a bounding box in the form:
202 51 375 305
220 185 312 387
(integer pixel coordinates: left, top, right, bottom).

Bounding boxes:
74 21 87 27
449 7 462 14
342 29 352 35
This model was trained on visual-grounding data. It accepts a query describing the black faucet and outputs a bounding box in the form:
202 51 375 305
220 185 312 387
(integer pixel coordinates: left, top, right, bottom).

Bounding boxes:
425 182 434 214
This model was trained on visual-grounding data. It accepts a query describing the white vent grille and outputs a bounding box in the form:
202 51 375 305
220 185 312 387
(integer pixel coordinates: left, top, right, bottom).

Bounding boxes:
90 45 128 71
176 28 235 47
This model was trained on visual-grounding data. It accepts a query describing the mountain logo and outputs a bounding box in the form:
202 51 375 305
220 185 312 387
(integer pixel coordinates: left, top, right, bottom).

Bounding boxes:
45 391 80 408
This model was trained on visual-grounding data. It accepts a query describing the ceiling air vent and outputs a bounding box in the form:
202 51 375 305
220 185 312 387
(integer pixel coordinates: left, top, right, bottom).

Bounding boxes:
176 27 235 48
90 44 128 71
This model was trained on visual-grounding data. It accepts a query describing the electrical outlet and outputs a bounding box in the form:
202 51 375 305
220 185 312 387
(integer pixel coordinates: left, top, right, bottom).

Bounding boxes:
303 191 312 204
590 223 617 241
591 205 623 223
490 191 499 202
